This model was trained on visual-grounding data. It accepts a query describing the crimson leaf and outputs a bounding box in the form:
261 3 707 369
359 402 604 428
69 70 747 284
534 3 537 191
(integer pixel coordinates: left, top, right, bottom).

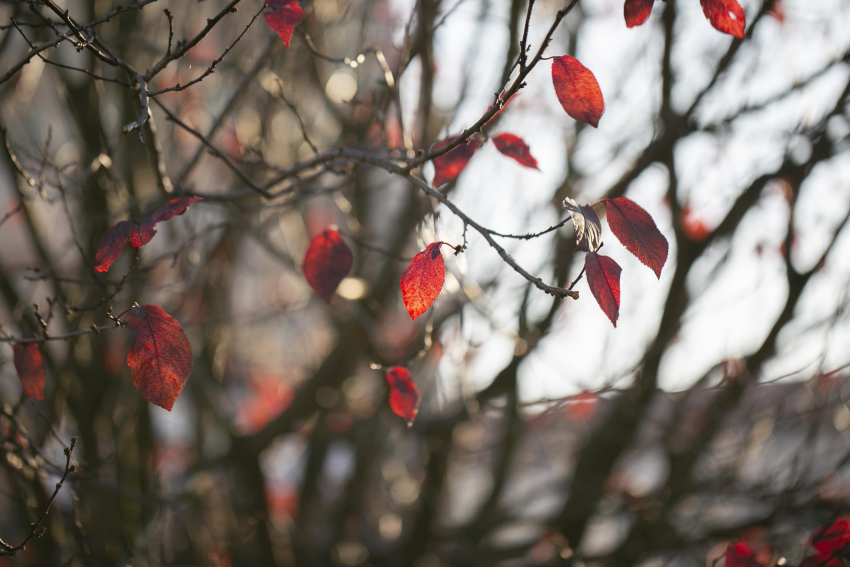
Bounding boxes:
725 543 765 567
700 0 746 39
265 0 304 49
584 252 621 327
401 242 445 320
95 220 133 273
130 196 203 249
605 197 668 278
811 519 850 560
563 197 602 253
624 0 654 27
492 133 539 170
432 137 480 187
385 366 420 426
302 230 353 302
127 304 192 411
13 342 45 400
551 55 605 128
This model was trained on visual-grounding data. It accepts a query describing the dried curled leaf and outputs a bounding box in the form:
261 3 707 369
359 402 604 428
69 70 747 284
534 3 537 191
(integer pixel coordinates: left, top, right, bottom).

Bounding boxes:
562 197 602 253
700 0 746 39
605 197 668 278
624 0 654 27
265 0 304 49
302 230 353 302
127 304 193 411
13 342 45 400
584 252 621 327
385 366 420 426
401 242 445 320
551 55 605 128
95 220 133 273
432 137 480 187
492 133 539 170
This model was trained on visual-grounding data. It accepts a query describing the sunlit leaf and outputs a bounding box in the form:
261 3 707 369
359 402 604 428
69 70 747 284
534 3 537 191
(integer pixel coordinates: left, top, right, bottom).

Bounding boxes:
700 0 746 39
551 55 605 128
385 366 420 426
400 242 445 320
265 0 304 49
624 0 654 27
563 197 602 253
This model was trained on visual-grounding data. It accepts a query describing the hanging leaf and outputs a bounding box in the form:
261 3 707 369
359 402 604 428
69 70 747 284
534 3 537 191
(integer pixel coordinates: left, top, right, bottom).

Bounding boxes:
624 0 654 27
700 0 746 39
724 543 765 567
385 366 420 426
400 242 446 320
562 197 602 253
551 56 605 128
95 220 133 273
605 197 668 278
302 230 353 302
13 342 45 400
265 0 304 49
130 196 203 249
584 252 621 327
432 137 480 187
492 133 539 170
127 304 193 411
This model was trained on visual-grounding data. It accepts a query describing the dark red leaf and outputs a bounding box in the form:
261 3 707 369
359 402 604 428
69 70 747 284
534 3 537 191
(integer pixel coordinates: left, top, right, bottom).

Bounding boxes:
492 133 539 170
129 219 157 249
401 242 446 320
432 137 480 187
700 0 746 39
551 56 605 128
811 519 850 559
563 197 602 253
584 252 621 327
725 542 765 567
127 304 193 411
624 0 654 27
13 342 45 400
385 366 420 426
130 196 203 249
605 197 668 278
264 0 304 49
95 220 133 273
303 230 353 302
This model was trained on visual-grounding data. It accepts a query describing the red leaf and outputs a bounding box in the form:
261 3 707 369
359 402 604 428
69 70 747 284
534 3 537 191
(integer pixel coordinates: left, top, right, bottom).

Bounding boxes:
551 56 605 128
605 197 669 278
302 230 353 302
432 137 480 187
13 342 45 400
584 253 621 327
264 0 304 49
95 220 133 273
492 133 539 170
129 219 157 249
563 197 602 253
700 0 746 39
567 390 598 423
725 542 765 567
130 196 203 249
624 0 654 27
811 519 850 559
400 242 446 320
127 305 192 411
385 366 420 426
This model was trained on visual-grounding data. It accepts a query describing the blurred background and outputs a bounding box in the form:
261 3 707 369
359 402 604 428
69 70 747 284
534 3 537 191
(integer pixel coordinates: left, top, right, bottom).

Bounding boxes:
0 0 850 565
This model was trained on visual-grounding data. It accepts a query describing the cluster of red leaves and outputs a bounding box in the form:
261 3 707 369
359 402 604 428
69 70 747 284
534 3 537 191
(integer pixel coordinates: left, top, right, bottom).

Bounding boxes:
13 342 45 400
564 197 668 326
385 366 420 426
95 196 202 273
264 0 304 49
625 0 746 39
724 519 850 567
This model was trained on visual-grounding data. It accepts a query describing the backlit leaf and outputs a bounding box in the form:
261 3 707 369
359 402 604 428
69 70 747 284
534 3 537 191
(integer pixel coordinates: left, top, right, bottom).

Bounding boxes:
624 0 654 27
95 220 133 273
562 197 602 253
303 230 353 302
551 56 605 128
13 342 45 400
130 196 203 249
127 304 192 411
400 242 445 320
432 137 480 187
385 366 420 426
492 133 539 170
605 197 668 278
585 252 621 327
725 542 765 567
265 0 304 49
700 0 746 39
